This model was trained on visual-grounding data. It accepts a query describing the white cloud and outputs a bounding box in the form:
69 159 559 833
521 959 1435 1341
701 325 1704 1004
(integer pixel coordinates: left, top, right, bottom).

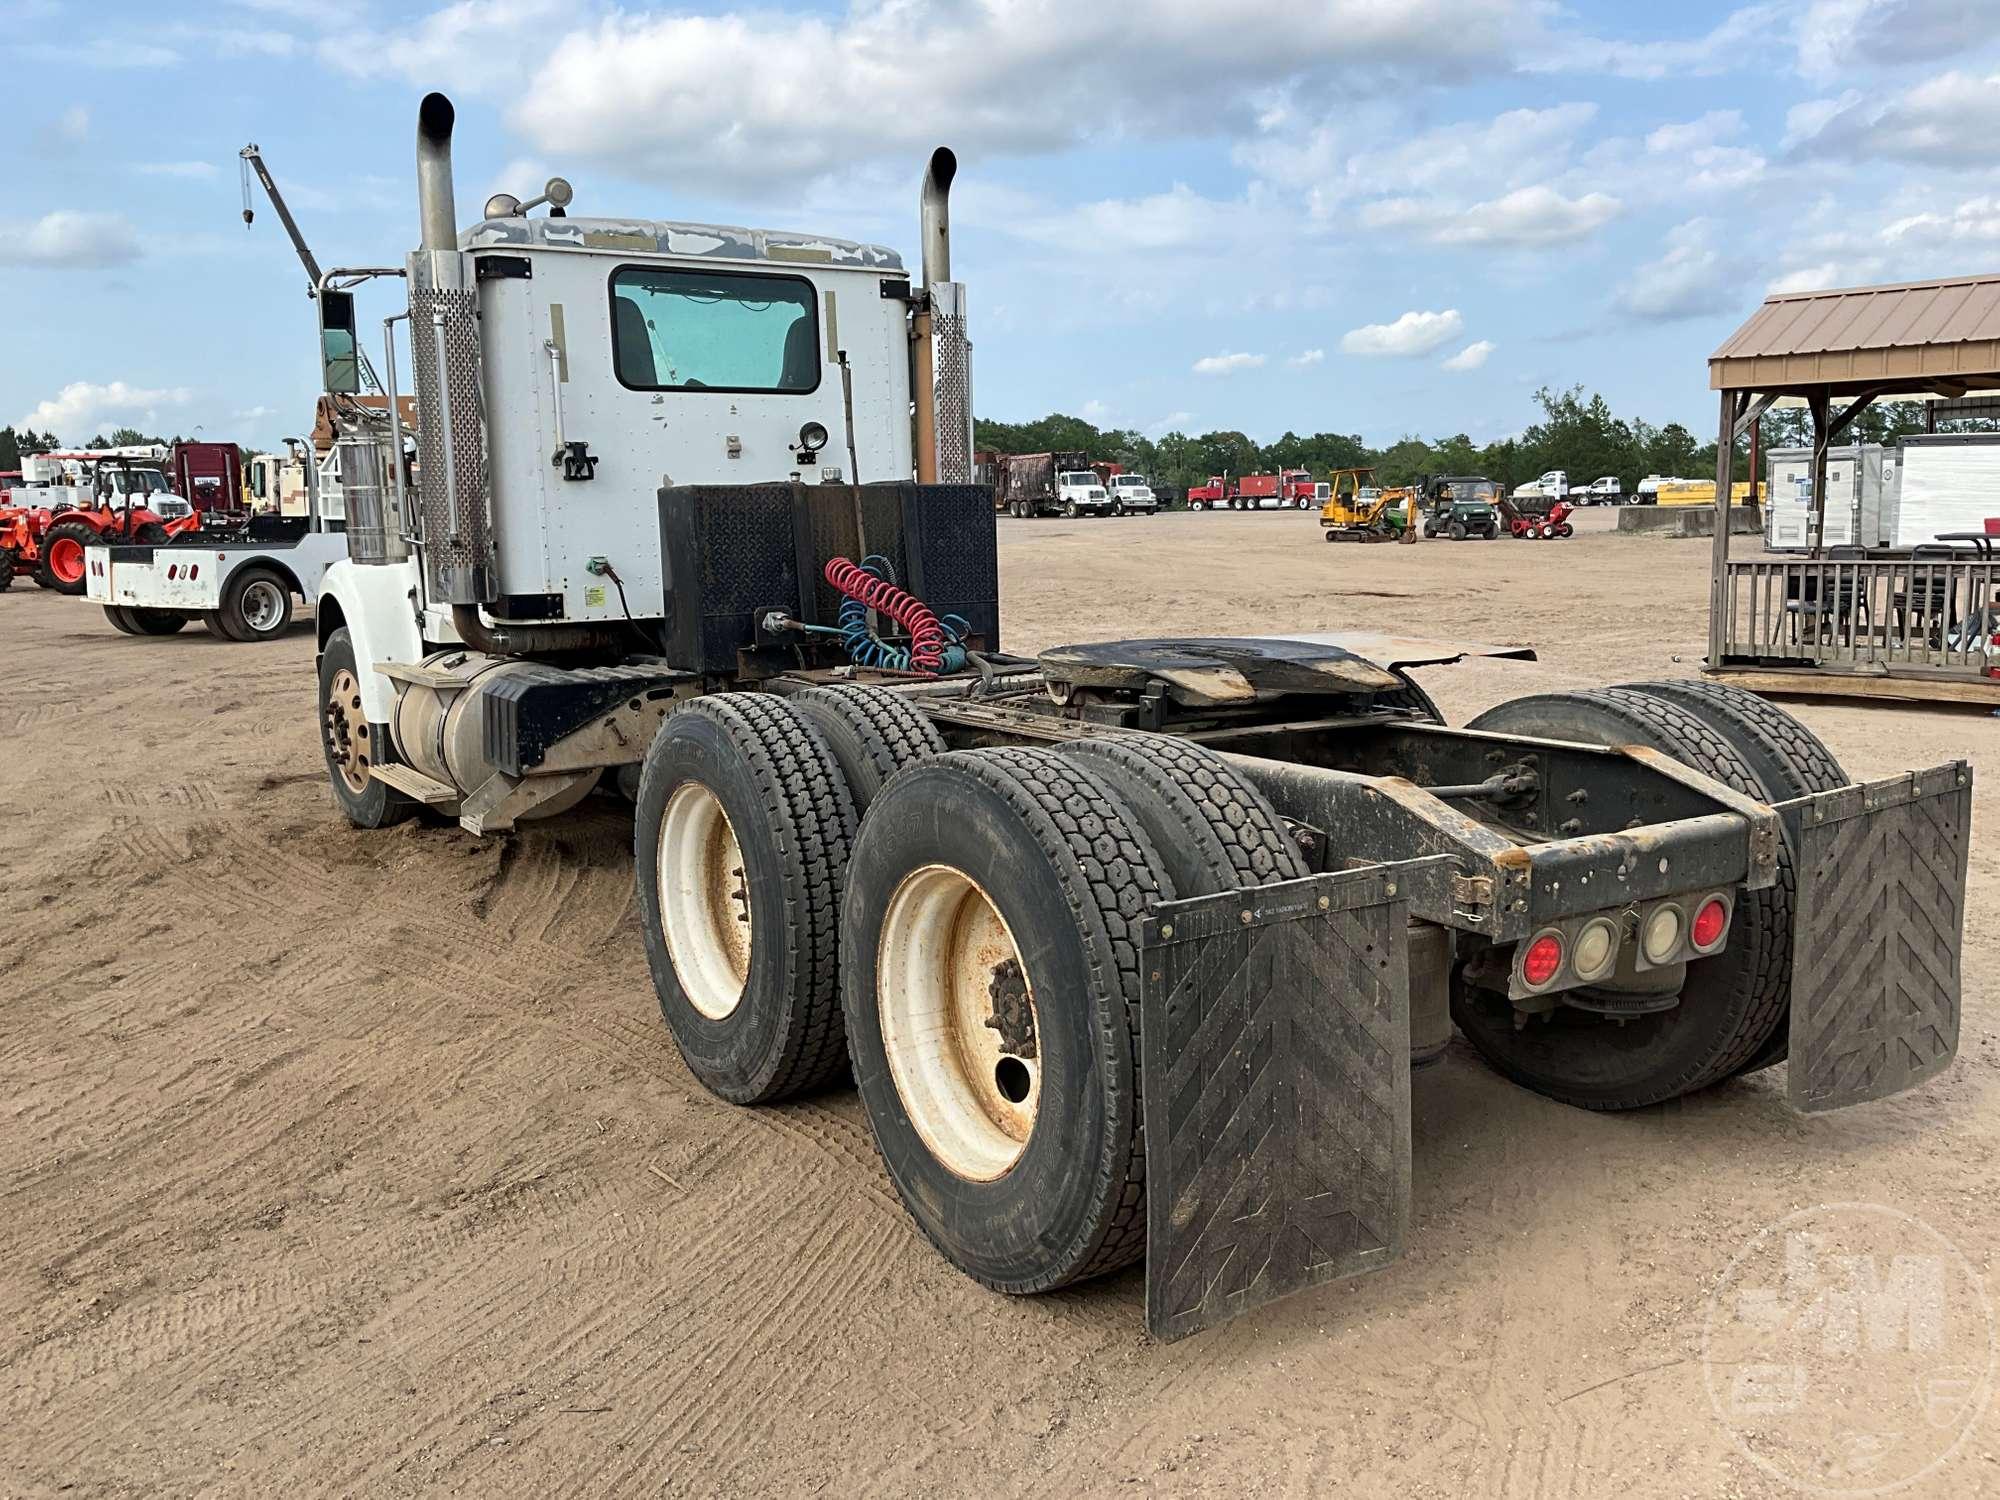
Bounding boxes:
343 0 1527 191
1341 309 1465 357
1528 3 1790 80
1146 411 1196 437
1080 398 1111 422
1287 349 1326 368
1796 0 1976 82
1769 262 1844 294
1645 110 1744 155
0 211 143 268
1192 352 1266 376
16 381 194 440
1789 69 2000 166
1434 185 1622 247
1442 340 1496 371
1881 195 2000 247
52 105 89 144
136 161 220 180
1616 218 1747 321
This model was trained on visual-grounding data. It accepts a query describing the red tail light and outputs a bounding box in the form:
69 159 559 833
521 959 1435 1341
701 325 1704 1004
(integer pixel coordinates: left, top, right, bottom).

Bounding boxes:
1522 932 1564 987
1691 896 1729 951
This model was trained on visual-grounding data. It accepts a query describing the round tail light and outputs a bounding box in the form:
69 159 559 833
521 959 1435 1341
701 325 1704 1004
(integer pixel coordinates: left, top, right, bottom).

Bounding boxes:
1572 917 1620 981
1521 932 1564 988
1642 904 1684 964
1691 896 1729 952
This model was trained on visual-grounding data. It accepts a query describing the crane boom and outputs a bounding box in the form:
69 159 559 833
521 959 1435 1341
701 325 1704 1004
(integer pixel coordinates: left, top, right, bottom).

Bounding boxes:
240 143 323 292
239 143 383 396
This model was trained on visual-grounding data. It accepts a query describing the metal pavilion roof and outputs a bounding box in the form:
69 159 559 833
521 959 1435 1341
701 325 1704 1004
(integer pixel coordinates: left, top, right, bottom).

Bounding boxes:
1710 273 2000 393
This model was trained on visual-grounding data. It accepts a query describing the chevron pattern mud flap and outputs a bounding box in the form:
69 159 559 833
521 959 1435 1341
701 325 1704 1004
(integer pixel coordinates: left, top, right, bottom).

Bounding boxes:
1139 866 1422 1342
1781 761 1972 1113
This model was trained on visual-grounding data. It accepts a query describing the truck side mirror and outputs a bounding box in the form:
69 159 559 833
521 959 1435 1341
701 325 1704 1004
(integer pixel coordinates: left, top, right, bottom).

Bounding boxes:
319 289 361 396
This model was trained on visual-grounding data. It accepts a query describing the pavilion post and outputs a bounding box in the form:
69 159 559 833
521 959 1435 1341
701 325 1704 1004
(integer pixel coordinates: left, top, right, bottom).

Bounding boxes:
1707 388 1734 667
1807 390 1830 559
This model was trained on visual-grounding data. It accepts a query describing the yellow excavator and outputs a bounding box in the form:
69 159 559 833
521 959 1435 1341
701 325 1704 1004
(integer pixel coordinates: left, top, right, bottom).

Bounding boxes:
1318 467 1416 543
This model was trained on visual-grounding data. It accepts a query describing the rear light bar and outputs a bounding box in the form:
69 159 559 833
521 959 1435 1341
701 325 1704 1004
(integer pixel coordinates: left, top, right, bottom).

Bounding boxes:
1511 891 1735 996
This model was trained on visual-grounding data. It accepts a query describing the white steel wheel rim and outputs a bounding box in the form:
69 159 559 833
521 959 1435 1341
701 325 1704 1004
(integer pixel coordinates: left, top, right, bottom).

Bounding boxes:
877 864 1041 1182
658 782 753 1020
242 579 285 632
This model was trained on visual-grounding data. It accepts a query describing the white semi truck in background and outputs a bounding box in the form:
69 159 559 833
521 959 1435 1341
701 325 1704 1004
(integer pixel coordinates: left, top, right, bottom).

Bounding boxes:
1512 470 1623 505
292 90 1967 1345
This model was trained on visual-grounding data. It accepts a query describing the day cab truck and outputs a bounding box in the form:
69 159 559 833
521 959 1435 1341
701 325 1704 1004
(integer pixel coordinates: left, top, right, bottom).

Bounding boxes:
1104 472 1159 514
297 90 1969 1344
1513 470 1622 505
1187 468 1316 511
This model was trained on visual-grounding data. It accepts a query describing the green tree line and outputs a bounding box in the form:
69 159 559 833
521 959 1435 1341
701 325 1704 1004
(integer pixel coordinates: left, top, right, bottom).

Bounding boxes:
976 387 1970 499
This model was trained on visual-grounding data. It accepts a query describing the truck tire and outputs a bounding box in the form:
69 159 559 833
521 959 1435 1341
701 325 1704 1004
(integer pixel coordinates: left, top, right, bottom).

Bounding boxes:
1454 689 1796 1110
635 695 856 1104
841 747 1170 1293
128 608 189 634
318 627 415 830
788 684 948 818
203 611 236 640
1375 668 1445 724
104 605 141 634
1613 679 1849 1076
219 567 293 640
1059 732 1309 894
39 519 97 594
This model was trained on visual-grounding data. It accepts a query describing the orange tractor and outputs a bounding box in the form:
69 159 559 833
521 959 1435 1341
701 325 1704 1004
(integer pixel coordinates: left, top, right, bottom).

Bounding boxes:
10 454 207 593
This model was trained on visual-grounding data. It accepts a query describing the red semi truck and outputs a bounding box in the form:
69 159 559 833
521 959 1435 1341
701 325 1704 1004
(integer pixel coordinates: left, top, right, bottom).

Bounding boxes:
1187 468 1317 511
169 441 243 513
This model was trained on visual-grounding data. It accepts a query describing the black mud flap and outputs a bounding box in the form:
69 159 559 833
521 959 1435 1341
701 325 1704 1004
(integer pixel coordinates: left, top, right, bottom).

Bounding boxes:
1139 864 1434 1341
1780 761 1972 1113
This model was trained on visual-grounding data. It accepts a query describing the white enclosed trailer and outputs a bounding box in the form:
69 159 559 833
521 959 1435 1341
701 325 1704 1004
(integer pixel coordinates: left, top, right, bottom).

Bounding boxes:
1762 443 1892 550
1885 432 2000 546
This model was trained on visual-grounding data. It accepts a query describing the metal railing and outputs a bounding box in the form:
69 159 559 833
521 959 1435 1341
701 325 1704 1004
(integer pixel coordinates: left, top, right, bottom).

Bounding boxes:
1720 555 2000 672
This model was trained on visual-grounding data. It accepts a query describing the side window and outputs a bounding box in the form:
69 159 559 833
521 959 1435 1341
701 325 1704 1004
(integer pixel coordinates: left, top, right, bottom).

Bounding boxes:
609 266 819 394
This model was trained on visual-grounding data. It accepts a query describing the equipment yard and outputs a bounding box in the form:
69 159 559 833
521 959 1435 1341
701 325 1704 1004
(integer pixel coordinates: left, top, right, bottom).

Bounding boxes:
4 506 1992 1498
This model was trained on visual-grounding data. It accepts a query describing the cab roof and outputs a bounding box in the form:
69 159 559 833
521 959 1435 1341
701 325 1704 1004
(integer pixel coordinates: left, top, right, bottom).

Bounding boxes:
461 215 904 271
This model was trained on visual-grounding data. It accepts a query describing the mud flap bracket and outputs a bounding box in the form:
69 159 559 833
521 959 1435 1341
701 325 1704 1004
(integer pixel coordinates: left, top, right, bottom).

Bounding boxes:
1139 861 1443 1341
1780 760 1971 1112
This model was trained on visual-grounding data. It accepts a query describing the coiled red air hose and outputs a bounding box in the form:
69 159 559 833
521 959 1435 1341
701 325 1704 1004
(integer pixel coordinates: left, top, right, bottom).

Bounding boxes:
824 556 948 672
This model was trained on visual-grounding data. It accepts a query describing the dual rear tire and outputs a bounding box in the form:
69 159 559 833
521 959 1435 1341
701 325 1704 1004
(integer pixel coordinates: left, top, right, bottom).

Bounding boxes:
633 690 1305 1292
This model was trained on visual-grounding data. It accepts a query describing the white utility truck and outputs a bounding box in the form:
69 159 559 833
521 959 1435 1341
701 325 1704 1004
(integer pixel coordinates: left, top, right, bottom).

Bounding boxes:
86 445 347 640
306 92 1969 1343
1512 470 1622 505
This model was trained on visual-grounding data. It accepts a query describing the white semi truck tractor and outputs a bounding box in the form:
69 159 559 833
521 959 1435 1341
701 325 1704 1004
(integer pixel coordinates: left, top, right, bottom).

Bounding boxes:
312 93 1971 1342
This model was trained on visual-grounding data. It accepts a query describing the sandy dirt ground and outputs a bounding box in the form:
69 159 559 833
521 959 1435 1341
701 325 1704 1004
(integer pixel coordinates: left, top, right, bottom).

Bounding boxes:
3 508 1995 1498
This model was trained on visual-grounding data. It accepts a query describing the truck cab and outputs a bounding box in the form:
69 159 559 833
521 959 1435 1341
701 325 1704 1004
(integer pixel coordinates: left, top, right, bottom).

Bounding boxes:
1106 473 1158 514
1055 469 1112 516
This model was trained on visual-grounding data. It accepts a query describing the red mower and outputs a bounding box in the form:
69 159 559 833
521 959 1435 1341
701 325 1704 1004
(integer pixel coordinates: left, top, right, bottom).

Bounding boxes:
1498 495 1576 540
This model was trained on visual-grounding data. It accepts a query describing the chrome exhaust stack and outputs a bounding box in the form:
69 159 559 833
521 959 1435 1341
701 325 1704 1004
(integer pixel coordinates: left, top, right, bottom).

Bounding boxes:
416 92 458 254
920 146 956 287
406 91 494 607
914 147 971 484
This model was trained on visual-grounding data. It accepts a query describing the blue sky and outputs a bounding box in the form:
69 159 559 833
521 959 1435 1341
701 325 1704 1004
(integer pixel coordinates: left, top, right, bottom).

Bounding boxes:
4 0 1996 454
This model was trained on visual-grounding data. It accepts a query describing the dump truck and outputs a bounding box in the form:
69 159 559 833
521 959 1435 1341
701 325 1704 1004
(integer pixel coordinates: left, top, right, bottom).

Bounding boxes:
998 452 1112 517
304 92 1971 1343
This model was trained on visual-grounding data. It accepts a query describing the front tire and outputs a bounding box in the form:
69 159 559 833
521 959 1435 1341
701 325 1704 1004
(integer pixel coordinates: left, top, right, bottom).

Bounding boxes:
318 627 415 829
39 519 96 594
842 748 1167 1292
1447 520 1467 540
635 695 856 1104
